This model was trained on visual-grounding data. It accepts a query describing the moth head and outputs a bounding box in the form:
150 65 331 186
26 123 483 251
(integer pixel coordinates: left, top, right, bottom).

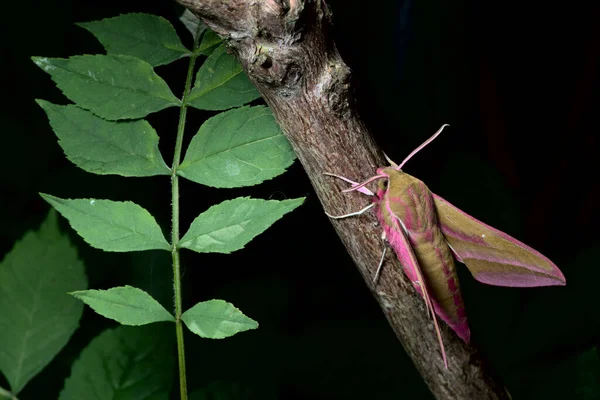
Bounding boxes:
376 166 405 190
377 178 389 190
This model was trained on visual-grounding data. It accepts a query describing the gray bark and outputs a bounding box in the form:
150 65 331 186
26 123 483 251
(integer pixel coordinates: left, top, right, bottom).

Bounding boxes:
175 1 509 398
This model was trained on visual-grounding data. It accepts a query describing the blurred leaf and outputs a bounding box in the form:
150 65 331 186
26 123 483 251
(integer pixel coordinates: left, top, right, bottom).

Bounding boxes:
188 44 259 110
510 346 600 399
77 13 190 67
59 325 174 400
32 54 180 120
70 286 174 325
575 347 600 398
127 250 173 313
550 246 600 344
182 300 257 339
176 7 221 54
37 100 170 177
178 106 295 188
40 194 170 252
438 149 521 234
0 211 87 394
179 197 304 254
178 8 207 42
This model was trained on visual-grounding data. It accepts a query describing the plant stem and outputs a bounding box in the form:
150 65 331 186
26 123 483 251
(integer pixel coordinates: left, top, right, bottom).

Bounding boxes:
0 386 19 400
171 27 204 400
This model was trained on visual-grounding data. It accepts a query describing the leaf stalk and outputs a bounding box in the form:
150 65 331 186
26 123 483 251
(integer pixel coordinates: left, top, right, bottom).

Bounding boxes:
171 25 204 400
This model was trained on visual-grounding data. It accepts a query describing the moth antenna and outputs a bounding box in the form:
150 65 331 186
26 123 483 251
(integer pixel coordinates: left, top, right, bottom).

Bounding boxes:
397 124 450 170
382 152 398 168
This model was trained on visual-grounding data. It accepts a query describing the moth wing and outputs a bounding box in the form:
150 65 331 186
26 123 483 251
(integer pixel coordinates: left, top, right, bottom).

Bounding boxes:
433 194 566 287
380 202 448 367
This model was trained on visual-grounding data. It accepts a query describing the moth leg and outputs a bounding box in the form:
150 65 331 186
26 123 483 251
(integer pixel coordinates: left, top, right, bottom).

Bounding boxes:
372 233 388 284
324 203 375 219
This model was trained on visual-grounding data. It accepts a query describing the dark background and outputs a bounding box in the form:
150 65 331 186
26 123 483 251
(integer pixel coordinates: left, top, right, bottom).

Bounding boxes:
1 0 598 399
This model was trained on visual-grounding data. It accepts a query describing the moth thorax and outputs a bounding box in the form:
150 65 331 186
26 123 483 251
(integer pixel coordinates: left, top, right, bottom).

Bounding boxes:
385 171 437 232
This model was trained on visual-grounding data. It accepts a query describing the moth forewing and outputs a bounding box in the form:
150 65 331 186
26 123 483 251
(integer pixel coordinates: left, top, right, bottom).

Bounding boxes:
433 194 566 287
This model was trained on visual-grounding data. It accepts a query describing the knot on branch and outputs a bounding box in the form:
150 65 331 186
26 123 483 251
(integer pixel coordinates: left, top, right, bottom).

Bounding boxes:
316 62 353 115
182 0 335 96
241 42 302 95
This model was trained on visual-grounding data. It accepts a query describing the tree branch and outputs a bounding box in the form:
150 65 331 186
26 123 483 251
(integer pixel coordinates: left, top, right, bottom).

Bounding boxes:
175 1 509 398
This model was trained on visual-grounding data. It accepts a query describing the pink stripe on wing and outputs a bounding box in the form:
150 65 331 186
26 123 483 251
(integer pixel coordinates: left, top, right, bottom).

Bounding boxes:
440 225 487 246
456 251 562 276
475 272 564 287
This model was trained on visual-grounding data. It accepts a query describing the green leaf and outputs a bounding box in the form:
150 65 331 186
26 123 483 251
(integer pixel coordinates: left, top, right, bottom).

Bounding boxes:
59 325 174 400
32 54 180 120
575 347 600 398
176 8 221 55
178 106 295 188
77 13 190 67
40 194 170 252
178 8 207 42
188 44 259 110
182 300 257 339
0 211 87 394
36 100 171 177
70 286 174 325
513 346 600 399
179 197 304 254
197 30 222 56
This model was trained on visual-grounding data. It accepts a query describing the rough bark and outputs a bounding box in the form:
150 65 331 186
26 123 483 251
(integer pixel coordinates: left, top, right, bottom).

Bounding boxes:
175 1 509 398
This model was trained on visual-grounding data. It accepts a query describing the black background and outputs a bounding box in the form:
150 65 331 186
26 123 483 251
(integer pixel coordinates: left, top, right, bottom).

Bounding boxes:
1 0 599 399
